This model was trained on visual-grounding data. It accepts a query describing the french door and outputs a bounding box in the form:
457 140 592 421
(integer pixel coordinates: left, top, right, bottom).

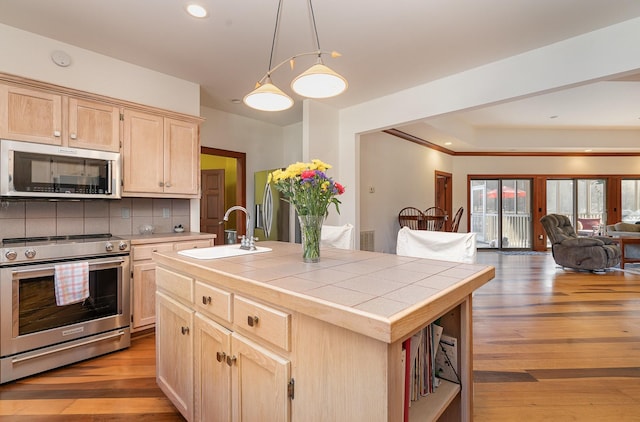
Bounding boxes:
471 179 532 249
546 178 607 236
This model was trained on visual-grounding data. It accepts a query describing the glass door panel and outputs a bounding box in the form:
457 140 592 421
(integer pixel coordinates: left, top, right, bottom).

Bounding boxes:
471 179 531 249
501 179 531 248
546 178 606 237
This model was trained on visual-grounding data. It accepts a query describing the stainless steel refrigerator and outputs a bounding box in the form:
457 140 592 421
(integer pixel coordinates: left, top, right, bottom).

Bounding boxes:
254 169 291 241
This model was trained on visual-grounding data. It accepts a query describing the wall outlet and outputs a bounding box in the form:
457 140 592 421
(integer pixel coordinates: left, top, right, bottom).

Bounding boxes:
368 186 375 193
121 207 130 219
163 208 171 218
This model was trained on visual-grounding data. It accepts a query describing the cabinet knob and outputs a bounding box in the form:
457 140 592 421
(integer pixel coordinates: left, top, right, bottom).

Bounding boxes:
165 182 171 188
70 133 77 139
159 182 164 187
53 130 61 137
181 326 190 335
226 355 237 366
202 296 212 305
216 351 226 363
247 315 259 327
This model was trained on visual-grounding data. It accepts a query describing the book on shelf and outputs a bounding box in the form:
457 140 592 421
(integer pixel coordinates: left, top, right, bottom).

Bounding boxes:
435 334 460 384
404 323 448 414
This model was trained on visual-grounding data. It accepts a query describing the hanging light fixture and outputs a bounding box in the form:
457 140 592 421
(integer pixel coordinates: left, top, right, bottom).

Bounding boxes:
243 0 347 112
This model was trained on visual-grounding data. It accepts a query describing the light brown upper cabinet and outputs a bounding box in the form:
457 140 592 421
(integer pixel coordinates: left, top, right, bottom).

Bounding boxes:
68 98 120 152
0 84 120 152
0 84 63 145
122 109 200 198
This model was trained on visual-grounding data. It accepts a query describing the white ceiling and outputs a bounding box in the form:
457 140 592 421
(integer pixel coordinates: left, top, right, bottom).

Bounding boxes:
1 0 640 152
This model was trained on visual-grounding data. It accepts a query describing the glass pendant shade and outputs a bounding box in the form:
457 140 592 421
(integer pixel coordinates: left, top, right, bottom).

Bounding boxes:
291 63 348 98
243 79 294 111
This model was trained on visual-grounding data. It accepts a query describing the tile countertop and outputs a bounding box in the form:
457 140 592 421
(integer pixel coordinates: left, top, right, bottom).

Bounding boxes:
152 241 495 344
122 231 216 245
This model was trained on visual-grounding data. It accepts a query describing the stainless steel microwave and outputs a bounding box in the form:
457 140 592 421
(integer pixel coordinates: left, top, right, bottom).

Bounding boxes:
0 139 121 199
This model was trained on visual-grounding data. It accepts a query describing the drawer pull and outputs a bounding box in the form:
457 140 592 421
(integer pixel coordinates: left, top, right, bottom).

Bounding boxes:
202 296 212 305
181 326 190 335
216 351 226 363
247 315 259 327
226 355 237 366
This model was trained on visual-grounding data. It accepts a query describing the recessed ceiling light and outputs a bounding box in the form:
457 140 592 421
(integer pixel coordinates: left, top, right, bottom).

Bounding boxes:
585 149 592 152
186 4 208 18
444 142 452 146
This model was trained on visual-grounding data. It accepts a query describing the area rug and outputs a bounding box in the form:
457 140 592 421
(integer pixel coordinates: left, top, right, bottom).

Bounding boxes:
614 265 640 275
496 251 550 256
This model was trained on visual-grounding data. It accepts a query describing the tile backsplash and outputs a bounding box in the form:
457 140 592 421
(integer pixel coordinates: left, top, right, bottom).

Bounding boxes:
0 198 191 239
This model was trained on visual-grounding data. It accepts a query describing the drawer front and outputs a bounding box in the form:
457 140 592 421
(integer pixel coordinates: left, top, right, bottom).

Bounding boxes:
233 296 290 351
133 243 173 261
195 281 232 323
156 266 194 304
174 239 213 251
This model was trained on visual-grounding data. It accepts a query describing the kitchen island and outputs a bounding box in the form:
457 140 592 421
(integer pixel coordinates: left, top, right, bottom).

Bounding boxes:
152 241 494 422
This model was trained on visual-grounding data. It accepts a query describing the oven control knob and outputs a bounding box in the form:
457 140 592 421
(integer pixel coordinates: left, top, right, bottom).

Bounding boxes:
118 242 128 251
105 242 114 252
25 249 36 259
5 250 17 260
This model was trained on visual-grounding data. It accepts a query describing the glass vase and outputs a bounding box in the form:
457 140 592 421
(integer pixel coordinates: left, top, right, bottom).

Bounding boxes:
298 214 324 263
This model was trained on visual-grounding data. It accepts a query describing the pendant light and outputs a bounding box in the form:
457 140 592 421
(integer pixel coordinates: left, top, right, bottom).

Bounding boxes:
243 0 347 112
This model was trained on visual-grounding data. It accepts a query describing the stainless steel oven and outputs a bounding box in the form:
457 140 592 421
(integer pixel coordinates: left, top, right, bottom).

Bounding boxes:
0 234 130 383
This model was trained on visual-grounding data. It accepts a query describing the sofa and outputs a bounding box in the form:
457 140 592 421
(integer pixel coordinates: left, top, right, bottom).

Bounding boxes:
607 222 640 260
606 221 640 237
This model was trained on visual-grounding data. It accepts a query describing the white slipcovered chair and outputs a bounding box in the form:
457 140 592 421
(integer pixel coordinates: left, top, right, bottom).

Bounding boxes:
396 226 477 263
321 224 355 250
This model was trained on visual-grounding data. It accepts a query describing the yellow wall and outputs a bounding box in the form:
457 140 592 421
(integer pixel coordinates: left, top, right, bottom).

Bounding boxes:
201 154 238 225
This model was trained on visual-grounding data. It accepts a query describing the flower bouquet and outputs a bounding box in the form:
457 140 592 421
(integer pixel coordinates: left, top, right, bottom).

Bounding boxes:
269 159 345 262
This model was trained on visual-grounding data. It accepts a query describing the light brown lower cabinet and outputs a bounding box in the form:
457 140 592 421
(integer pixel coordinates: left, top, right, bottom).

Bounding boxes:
157 267 291 422
131 238 214 333
194 314 291 422
155 260 473 422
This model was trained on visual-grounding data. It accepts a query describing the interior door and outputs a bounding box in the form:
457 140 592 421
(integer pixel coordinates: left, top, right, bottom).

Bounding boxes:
435 171 452 230
200 169 225 242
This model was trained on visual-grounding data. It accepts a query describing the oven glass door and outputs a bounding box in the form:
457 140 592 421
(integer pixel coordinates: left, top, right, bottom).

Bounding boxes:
17 265 120 336
1 257 129 356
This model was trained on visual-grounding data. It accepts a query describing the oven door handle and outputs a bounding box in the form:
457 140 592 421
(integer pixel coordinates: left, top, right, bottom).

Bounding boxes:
10 258 126 275
10 330 127 364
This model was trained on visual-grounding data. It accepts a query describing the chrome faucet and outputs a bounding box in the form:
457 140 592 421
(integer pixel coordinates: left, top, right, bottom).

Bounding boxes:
222 205 256 250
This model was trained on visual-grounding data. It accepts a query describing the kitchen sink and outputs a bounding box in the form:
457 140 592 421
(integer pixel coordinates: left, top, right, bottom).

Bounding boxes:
177 244 272 260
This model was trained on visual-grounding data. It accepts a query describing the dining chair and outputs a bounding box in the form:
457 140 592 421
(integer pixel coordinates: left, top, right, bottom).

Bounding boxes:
450 207 464 232
423 206 446 231
398 207 425 230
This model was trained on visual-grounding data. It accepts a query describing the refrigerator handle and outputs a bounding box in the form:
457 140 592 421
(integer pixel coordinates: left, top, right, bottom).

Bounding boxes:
263 182 273 238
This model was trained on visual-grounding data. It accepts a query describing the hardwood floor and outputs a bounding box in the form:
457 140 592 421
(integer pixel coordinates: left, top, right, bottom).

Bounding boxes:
0 332 184 421
473 252 640 421
0 252 638 421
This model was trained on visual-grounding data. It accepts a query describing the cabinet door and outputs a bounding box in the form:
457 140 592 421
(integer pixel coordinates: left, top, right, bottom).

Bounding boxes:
231 334 291 422
156 292 194 421
0 85 62 144
122 109 164 194
131 261 157 330
68 98 120 152
194 314 232 422
164 118 200 195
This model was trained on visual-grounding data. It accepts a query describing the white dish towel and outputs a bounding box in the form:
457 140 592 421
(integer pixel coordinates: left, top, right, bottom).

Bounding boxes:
54 262 90 306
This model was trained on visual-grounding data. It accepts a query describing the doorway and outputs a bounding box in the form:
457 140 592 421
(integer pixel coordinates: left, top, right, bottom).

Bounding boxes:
200 146 246 243
471 178 532 249
435 171 452 230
